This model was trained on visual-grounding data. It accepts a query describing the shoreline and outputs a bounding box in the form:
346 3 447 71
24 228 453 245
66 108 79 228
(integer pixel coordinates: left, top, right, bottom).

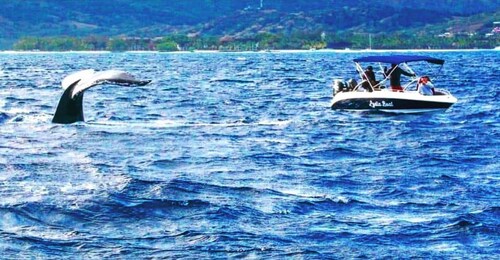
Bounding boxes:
0 48 497 54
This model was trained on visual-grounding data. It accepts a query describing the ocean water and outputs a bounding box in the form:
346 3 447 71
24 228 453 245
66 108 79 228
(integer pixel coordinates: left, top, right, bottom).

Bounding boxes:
0 50 498 258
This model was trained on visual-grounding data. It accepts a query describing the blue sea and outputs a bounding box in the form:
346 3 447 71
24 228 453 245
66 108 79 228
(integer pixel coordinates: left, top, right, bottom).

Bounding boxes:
0 50 498 258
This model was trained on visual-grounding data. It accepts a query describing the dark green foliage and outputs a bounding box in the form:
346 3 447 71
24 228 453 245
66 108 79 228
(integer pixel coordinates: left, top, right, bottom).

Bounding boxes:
156 40 178 52
12 32 499 52
13 37 92 51
107 38 128 52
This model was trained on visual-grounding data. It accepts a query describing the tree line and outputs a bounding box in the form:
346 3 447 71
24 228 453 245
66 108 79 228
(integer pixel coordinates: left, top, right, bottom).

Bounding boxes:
12 32 499 52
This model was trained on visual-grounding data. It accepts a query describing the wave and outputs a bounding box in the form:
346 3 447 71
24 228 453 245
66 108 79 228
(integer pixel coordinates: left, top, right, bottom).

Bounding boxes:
245 151 298 161
280 77 323 84
0 112 10 123
306 147 362 160
0 203 95 232
372 186 409 198
127 178 284 198
110 195 212 211
289 196 364 215
277 249 323 257
209 78 255 83
87 118 291 129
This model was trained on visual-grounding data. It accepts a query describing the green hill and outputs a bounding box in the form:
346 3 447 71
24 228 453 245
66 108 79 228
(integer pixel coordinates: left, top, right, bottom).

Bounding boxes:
0 0 498 50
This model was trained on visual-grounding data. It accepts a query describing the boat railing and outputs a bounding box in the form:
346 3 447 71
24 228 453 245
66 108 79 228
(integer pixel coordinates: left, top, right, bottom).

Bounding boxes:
403 74 427 90
434 88 451 95
352 80 366 92
403 76 452 96
352 79 390 92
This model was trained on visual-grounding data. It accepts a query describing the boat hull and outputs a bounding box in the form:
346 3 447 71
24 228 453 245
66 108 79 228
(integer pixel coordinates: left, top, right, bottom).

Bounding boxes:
331 91 457 112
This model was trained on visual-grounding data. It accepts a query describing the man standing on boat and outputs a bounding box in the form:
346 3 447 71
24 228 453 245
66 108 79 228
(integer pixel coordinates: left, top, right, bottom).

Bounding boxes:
385 63 415 92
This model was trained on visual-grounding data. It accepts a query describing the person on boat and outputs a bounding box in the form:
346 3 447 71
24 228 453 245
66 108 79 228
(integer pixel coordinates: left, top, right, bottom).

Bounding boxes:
364 66 376 83
384 63 415 92
361 66 377 92
417 76 435 95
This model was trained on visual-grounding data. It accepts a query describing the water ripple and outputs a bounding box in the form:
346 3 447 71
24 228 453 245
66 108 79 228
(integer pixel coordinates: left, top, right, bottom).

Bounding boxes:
0 51 498 258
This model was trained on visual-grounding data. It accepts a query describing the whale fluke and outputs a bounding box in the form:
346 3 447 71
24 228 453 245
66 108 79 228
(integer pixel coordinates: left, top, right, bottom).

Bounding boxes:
52 70 151 124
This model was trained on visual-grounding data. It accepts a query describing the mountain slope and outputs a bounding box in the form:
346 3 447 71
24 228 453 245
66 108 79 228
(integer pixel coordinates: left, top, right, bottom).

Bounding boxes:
0 0 498 49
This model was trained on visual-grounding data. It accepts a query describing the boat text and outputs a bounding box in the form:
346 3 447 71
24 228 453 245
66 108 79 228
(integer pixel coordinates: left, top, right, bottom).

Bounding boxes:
369 100 394 108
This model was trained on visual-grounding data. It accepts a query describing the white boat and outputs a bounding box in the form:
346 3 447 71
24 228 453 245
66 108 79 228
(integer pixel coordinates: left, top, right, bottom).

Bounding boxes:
331 55 457 113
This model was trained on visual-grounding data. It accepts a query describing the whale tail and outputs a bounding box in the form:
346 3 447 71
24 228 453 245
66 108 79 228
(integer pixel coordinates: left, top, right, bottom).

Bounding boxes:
52 70 151 124
52 81 85 124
